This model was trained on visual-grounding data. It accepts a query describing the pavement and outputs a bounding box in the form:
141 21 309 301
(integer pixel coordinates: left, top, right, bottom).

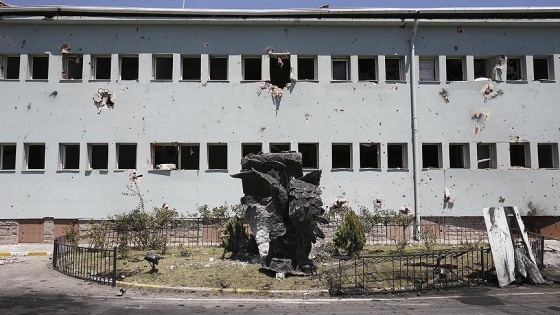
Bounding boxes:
0 243 53 257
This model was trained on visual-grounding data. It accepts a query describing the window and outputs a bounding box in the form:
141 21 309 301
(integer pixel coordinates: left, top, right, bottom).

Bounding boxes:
474 58 491 79
387 143 408 169
270 54 291 88
533 57 551 80
419 58 437 81
298 143 319 169
332 58 349 81
332 144 352 169
358 57 376 81
182 55 201 80
1 55 20 80
208 143 228 170
385 58 403 81
180 144 200 170
29 55 49 80
506 58 523 81
153 55 173 80
116 144 137 170
88 144 108 170
25 144 45 170
477 143 496 169
242 143 262 157
270 143 290 153
120 55 139 80
298 56 317 80
510 143 531 168
59 144 80 170
422 143 442 169
359 143 380 169
446 58 464 81
0 144 16 170
537 143 559 169
152 144 178 170
449 143 470 169
91 56 111 80
209 56 228 81
243 57 261 81
62 54 83 80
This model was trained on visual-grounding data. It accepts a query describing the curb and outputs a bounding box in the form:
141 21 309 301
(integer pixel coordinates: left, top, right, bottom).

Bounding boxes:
0 251 50 257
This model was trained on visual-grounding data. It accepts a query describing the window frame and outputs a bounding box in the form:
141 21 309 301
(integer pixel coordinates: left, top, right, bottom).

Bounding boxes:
207 143 228 171
387 143 408 170
269 143 290 153
242 56 262 81
449 143 470 169
477 143 497 169
24 143 46 171
179 144 200 170
91 55 111 80
152 54 173 81
331 57 350 81
298 142 319 170
297 56 317 81
151 143 179 170
0 143 16 171
419 57 437 82
445 57 465 82
359 142 380 169
358 56 377 81
29 55 49 80
181 55 201 81
533 57 553 81
241 143 262 158
116 143 137 170
1 55 20 80
510 142 531 168
209 56 229 81
537 143 559 169
421 143 442 169
87 143 108 170
62 54 83 80
331 143 352 169
119 55 139 81
59 143 80 170
474 58 491 80
506 57 525 81
385 57 404 81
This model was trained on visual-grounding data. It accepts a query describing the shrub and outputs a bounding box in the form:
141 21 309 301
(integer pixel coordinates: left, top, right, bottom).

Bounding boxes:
220 215 250 259
64 220 80 247
333 209 366 256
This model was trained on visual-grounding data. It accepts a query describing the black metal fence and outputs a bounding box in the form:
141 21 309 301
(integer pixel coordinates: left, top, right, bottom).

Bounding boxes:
53 236 117 286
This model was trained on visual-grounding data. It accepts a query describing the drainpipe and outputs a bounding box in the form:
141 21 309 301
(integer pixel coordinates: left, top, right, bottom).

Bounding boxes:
410 19 421 241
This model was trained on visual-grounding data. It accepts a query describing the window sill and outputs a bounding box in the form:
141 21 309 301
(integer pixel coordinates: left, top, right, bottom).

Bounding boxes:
0 170 16 173
205 169 228 173
207 80 230 83
385 80 407 84
179 79 202 82
419 80 440 84
60 79 83 83
57 169 80 173
331 168 353 172
534 79 556 83
422 168 442 171
118 79 139 82
22 170 45 174
0 79 20 82
151 79 173 82
297 79 319 82
505 80 528 84
359 168 381 172
387 168 409 172
446 80 467 84
330 80 351 83
302 168 319 172
114 169 133 172
358 80 379 83
25 79 49 82
241 80 262 83
85 169 109 173
89 79 111 82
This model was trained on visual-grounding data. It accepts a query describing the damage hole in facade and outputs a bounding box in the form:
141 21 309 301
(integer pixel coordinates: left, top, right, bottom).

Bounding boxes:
270 56 290 87
0 144 16 170
449 143 470 169
242 143 262 157
25 143 45 170
298 143 319 169
477 143 496 169
422 143 442 169
59 144 80 170
208 143 227 170
210 56 228 81
359 142 380 169
332 143 352 169
88 144 108 170
182 55 201 80
30 55 49 80
120 55 139 80
270 143 290 153
510 142 531 168
117 143 137 170
387 143 407 169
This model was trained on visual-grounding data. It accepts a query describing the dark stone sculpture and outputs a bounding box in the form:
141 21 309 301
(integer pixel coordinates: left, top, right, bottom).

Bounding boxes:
231 152 328 275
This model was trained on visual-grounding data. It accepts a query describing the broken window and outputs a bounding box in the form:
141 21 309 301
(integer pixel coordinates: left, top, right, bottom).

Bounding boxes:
477 143 496 169
359 143 380 169
208 143 228 170
270 55 291 88
120 55 139 80
332 143 352 169
385 58 404 81
242 143 262 157
182 55 201 80
474 58 491 79
180 144 200 170
91 56 111 80
1 55 20 80
298 56 317 80
62 54 83 80
153 55 173 80
510 143 531 168
537 143 559 169
243 57 261 81
88 143 108 170
0 144 16 170
446 58 464 81
449 143 470 169
209 56 228 81
533 57 551 80
332 58 349 81
358 57 376 81
506 58 523 81
270 143 290 153
387 143 408 169
25 143 45 170
29 55 49 80
422 143 442 169
419 58 437 81
152 144 178 170
116 144 137 170
298 143 319 169
59 144 80 170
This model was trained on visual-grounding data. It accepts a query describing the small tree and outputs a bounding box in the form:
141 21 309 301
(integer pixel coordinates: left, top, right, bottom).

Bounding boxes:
333 209 366 256
220 215 257 259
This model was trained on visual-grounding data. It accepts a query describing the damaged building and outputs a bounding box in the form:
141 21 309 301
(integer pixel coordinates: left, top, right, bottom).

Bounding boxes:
0 5 559 243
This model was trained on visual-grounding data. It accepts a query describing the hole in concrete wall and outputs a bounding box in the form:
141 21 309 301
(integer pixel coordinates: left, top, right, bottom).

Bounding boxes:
422 143 442 168
242 143 262 157
92 56 111 80
358 57 376 81
477 143 496 169
0 144 16 170
180 144 200 170
506 58 523 80
359 143 379 168
208 143 228 170
243 57 261 81
270 143 290 153
88 144 108 170
152 144 178 169
60 144 80 170
62 55 83 80
332 143 352 169
210 56 228 80
510 143 531 168
533 58 550 80
298 57 316 80
2 56 20 79
298 143 319 169
153 55 173 80
270 57 291 88
538 143 559 169
387 143 407 169
385 58 403 80
120 56 139 80
474 58 491 79
182 56 201 80
30 56 49 80
449 143 470 169
446 58 464 81
332 58 349 81
25 143 45 170
117 144 137 170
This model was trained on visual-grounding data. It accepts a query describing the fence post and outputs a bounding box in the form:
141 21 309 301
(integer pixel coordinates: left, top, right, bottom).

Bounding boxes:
539 235 545 269
52 239 58 269
112 246 117 287
480 247 485 282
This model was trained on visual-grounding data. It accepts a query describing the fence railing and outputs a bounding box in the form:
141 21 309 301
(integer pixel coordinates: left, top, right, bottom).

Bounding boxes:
53 236 117 286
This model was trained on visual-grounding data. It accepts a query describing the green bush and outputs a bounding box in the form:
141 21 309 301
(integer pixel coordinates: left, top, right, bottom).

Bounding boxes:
220 215 254 259
333 209 366 256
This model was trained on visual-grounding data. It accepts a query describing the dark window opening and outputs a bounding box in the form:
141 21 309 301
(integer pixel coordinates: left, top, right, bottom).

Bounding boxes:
1 144 16 170
182 56 201 80
510 143 530 168
507 58 522 80
93 56 111 80
3 56 20 79
332 144 352 169
477 143 496 169
298 57 316 80
210 57 228 80
26 144 45 170
180 145 200 170
474 58 490 79
422 144 441 168
120 56 139 80
533 58 549 80
117 144 137 169
31 56 49 80
270 143 290 153
63 55 83 80
243 57 261 81
358 58 376 81
538 143 558 169
208 144 228 170
153 56 173 80
449 144 469 169
359 143 379 168
446 58 464 81
61 144 80 170
89 144 108 170
385 58 403 81
388 144 407 169
332 59 349 81
242 143 262 157
153 145 178 169
270 56 291 88
298 143 319 169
